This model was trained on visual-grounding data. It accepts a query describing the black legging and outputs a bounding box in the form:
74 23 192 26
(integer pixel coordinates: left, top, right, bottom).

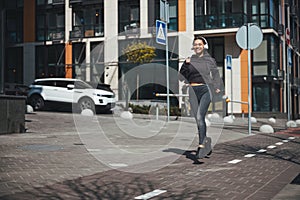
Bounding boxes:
189 85 211 144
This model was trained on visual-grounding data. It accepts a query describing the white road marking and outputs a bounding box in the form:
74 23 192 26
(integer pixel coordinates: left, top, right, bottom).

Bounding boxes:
228 159 242 164
244 154 256 158
282 140 289 143
87 149 102 152
135 189 167 199
257 149 267 153
288 137 296 140
267 145 276 149
275 142 284 145
109 163 128 167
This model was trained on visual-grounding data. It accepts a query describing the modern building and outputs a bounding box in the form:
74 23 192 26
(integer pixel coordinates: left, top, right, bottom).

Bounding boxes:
1 0 299 119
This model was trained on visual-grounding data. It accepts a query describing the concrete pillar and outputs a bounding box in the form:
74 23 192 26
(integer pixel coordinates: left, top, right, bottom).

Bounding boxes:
23 44 35 86
104 0 119 99
140 0 148 37
0 9 4 93
177 0 194 108
85 40 91 82
65 0 73 78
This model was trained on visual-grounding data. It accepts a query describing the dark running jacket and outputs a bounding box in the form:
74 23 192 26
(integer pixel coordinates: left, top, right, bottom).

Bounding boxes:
179 52 223 92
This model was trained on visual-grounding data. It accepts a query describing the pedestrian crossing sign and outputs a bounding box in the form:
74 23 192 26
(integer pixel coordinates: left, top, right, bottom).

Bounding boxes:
156 20 167 45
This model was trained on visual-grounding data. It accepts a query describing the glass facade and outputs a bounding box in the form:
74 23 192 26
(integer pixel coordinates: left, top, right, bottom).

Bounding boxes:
252 34 280 112
148 0 178 32
118 37 179 106
118 0 140 35
6 47 23 83
195 0 246 30
71 1 104 38
35 44 65 78
36 4 65 41
6 0 23 44
194 0 279 30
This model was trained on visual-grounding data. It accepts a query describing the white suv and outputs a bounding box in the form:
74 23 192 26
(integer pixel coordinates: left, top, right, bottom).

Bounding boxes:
27 78 116 113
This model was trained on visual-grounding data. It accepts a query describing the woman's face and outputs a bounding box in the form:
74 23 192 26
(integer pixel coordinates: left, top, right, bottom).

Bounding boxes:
193 39 205 56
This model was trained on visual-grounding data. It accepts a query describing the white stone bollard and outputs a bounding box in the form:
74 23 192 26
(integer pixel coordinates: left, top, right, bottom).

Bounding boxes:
223 116 234 123
81 109 94 116
251 117 257 123
26 105 34 113
286 120 297 128
120 111 133 119
268 117 276 124
259 124 274 133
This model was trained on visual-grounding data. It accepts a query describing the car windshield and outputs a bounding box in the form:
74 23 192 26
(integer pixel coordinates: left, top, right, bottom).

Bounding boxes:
74 80 93 89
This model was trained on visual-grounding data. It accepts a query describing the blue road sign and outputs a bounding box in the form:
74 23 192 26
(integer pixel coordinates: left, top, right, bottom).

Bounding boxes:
288 47 292 67
156 20 167 45
226 55 232 70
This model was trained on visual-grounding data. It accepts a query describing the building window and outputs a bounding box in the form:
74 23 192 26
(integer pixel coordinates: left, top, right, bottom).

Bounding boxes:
72 43 86 79
194 0 245 30
253 35 279 76
249 0 279 29
72 2 104 38
5 47 23 83
35 45 65 78
253 40 268 76
147 0 178 32
48 12 65 40
118 0 140 35
5 1 23 44
253 83 270 111
36 8 65 41
253 83 280 112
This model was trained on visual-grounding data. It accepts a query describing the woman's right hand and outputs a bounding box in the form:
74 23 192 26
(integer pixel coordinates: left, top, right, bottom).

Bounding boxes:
185 57 191 64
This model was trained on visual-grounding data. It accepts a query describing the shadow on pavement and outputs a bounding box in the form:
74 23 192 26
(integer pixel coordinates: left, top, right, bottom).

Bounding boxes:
215 134 300 165
0 173 213 200
163 148 204 165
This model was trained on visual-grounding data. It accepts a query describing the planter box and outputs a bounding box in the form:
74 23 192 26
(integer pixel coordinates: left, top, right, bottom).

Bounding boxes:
0 95 26 134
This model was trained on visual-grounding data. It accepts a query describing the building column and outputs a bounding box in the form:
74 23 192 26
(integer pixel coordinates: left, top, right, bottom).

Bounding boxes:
104 0 119 99
140 0 148 37
23 0 35 85
178 0 194 109
23 44 35 86
85 40 91 82
65 0 72 78
0 8 4 93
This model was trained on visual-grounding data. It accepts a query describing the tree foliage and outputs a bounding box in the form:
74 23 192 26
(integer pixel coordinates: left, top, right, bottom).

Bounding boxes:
123 41 156 64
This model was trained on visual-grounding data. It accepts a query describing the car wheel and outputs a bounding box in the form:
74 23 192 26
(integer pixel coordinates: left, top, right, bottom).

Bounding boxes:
29 95 45 110
78 97 95 113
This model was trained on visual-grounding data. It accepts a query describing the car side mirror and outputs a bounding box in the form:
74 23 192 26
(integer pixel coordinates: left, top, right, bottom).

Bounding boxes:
67 84 75 90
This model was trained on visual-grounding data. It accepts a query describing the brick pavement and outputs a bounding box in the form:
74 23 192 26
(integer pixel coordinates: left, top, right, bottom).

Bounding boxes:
0 112 299 200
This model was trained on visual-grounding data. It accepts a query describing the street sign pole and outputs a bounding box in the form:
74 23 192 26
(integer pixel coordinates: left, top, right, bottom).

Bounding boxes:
226 55 233 118
247 23 252 135
287 47 292 121
236 23 263 135
159 0 170 122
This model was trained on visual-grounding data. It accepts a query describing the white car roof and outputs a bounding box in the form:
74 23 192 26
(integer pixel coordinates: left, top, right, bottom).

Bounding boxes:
34 78 80 82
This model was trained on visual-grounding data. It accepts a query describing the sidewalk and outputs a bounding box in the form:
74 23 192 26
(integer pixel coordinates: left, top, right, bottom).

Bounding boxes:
0 111 299 199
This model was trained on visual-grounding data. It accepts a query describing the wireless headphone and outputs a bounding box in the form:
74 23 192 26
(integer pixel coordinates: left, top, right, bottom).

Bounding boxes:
192 36 209 50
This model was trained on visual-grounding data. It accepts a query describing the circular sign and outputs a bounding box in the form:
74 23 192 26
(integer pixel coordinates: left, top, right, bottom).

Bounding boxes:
236 24 263 50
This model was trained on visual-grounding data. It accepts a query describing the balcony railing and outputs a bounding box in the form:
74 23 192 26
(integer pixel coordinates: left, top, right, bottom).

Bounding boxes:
195 13 279 31
47 0 64 5
48 28 65 40
70 25 104 39
195 13 247 30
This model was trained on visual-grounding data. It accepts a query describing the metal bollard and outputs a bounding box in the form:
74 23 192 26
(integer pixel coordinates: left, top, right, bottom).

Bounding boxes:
156 103 159 120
